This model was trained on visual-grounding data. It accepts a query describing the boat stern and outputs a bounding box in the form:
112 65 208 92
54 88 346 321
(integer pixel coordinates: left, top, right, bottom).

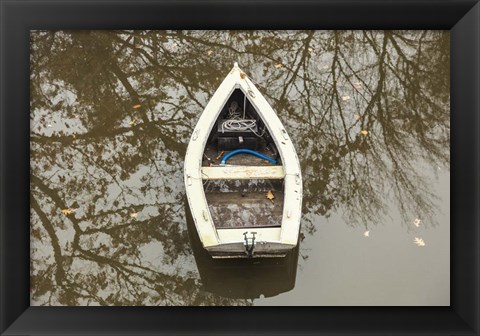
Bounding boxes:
204 228 297 259
205 242 297 259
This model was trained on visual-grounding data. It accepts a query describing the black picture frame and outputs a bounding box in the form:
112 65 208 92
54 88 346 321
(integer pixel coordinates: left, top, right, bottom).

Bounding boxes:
1 0 479 335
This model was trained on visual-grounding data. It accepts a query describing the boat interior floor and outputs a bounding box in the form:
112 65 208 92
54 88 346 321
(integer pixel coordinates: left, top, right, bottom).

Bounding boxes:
204 179 284 229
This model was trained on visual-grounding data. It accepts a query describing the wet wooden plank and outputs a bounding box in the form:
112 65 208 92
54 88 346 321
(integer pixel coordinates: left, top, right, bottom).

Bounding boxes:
201 165 285 180
205 191 284 229
204 179 283 193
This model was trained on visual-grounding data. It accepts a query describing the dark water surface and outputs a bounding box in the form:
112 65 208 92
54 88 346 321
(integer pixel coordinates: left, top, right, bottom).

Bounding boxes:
30 30 450 306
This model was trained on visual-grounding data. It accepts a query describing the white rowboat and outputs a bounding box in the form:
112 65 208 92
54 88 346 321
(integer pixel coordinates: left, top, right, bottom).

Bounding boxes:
184 63 302 258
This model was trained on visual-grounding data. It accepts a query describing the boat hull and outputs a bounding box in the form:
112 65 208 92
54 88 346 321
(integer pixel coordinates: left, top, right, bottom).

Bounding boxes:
184 63 302 258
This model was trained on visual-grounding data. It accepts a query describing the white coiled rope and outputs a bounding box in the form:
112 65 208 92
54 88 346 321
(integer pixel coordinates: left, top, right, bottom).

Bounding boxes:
221 101 265 137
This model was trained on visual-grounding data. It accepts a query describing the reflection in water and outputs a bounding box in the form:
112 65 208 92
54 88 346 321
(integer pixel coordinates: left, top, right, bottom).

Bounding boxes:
186 200 298 299
30 30 449 306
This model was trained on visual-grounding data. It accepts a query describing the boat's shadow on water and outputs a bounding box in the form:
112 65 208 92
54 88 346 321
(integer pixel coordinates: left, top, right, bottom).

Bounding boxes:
185 199 299 300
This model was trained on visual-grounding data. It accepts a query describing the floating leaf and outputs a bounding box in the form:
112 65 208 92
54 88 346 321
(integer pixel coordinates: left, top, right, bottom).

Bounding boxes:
132 104 141 109
130 212 138 218
240 72 247 79
129 120 137 126
353 82 363 90
363 230 370 237
341 95 351 101
206 50 213 56
61 208 74 215
413 237 426 247
413 218 421 227
360 130 369 135
274 63 283 69
266 190 275 203
308 47 314 53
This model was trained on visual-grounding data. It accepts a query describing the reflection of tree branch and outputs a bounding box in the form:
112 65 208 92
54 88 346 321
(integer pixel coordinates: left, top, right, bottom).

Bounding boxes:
65 281 109 306
277 31 314 104
31 119 186 151
70 144 126 194
75 246 183 292
331 32 353 145
108 61 150 124
31 174 82 234
82 213 163 235
113 34 206 108
31 196 66 286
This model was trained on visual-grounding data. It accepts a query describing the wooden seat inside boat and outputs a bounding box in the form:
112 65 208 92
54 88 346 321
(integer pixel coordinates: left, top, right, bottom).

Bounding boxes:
201 165 285 180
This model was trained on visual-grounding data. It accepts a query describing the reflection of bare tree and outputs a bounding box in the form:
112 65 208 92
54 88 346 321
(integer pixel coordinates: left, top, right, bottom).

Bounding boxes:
30 30 449 305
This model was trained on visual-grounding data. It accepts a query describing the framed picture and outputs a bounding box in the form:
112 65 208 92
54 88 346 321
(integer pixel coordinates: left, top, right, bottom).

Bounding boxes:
1 0 479 335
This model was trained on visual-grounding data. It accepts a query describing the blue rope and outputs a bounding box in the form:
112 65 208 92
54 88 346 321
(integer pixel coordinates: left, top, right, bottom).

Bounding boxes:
220 149 276 165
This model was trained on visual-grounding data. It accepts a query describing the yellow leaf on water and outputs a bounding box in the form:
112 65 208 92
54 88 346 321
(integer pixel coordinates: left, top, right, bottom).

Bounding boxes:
129 120 136 126
266 190 275 203
130 212 138 218
62 208 74 215
413 218 421 227
207 50 213 56
133 104 141 109
414 237 426 247
274 63 283 68
360 130 369 135
341 95 351 101
363 230 370 237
